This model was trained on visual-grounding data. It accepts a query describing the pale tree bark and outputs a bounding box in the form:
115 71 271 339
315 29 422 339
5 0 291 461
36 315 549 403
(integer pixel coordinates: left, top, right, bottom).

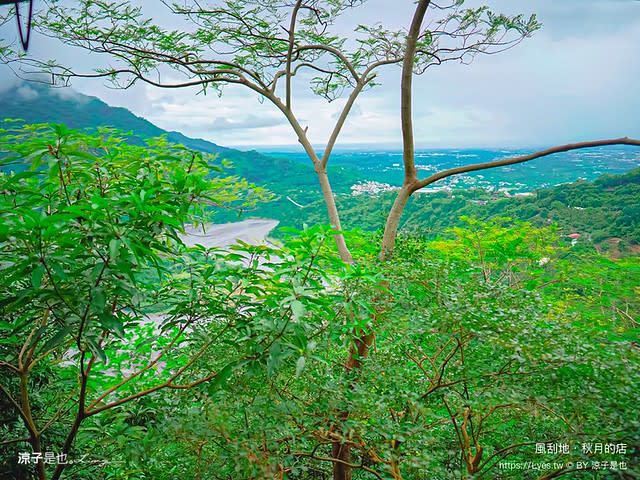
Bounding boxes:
379 0 431 262
271 94 355 263
280 0 353 263
380 186 413 261
400 0 431 186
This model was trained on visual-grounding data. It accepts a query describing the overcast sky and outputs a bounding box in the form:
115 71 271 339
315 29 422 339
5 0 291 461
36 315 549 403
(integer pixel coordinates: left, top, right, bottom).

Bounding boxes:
1 0 639 149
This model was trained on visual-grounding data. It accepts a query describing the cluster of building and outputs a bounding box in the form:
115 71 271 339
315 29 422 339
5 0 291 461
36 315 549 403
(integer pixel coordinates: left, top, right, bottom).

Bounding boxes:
350 177 537 198
350 181 398 196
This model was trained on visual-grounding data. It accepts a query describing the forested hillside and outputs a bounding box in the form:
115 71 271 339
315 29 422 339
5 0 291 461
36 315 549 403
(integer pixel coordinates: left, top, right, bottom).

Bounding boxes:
0 83 358 204
1 0 639 475
265 168 640 252
2 123 638 480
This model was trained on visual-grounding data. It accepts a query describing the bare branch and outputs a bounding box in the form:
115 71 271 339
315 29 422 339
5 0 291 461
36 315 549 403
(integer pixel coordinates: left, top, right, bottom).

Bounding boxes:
286 0 303 109
401 0 432 185
411 138 640 193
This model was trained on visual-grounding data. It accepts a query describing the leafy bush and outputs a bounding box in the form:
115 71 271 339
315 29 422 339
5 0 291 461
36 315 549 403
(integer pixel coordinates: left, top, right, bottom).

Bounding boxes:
1 123 637 479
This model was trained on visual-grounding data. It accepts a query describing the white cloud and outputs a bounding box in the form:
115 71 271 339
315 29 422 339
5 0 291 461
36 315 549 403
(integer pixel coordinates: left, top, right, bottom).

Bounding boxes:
16 84 38 100
2 0 639 148
210 115 287 130
50 86 89 104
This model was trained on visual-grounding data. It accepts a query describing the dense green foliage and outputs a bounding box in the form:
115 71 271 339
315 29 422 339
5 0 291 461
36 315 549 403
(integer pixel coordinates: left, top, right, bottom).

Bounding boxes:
1 124 638 479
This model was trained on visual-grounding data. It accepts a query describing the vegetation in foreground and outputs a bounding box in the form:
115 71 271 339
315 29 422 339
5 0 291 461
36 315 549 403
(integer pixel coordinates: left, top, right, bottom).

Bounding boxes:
0 124 638 479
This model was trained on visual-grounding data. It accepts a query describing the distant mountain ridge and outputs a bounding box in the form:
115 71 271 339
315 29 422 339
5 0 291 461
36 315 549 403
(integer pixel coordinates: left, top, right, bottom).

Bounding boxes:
3 83 169 138
0 82 321 194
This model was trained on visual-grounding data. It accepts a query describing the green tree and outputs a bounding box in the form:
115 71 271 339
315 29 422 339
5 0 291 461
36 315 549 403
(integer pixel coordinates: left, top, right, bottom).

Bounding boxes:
3 2 640 479
0 122 268 480
0 122 388 480
1 0 541 264
1 124 639 479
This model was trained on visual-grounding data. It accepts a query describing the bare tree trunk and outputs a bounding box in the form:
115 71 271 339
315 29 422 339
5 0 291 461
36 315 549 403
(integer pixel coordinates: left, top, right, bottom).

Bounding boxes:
381 137 640 258
331 4 430 479
331 442 352 480
18 372 47 480
380 0 431 261
380 187 413 261
331 328 375 480
332 4 431 478
315 162 354 263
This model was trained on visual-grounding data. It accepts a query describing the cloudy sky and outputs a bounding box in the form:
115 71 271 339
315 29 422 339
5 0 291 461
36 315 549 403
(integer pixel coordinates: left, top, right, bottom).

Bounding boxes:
1 0 639 149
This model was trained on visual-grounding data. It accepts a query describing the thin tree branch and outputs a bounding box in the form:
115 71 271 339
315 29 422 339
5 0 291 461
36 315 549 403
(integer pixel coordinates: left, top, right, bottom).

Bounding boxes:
401 0 432 185
411 138 640 193
294 44 360 82
293 452 385 479
285 0 303 110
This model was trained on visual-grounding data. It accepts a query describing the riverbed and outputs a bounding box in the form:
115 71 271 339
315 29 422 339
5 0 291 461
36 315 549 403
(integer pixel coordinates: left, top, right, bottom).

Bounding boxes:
178 218 279 248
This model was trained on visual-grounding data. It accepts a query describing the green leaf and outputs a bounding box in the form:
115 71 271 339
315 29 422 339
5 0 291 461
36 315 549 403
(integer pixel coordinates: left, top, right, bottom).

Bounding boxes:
291 300 305 321
98 312 125 338
209 362 236 393
31 264 44 289
91 288 106 313
39 326 74 354
109 238 120 261
86 336 107 364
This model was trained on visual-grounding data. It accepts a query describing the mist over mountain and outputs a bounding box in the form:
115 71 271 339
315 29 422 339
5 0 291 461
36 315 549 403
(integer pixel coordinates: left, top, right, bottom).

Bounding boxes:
0 82 326 196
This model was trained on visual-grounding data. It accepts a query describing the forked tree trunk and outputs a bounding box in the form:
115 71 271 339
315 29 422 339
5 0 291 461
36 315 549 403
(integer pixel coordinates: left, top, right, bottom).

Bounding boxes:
273 96 354 264
380 187 413 261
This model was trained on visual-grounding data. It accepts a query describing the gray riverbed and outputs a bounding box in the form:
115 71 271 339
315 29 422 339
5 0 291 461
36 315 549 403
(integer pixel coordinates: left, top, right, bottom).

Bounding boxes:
178 218 279 248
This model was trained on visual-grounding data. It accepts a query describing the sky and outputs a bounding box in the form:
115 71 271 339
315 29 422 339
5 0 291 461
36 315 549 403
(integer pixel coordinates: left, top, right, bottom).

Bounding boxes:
1 0 639 150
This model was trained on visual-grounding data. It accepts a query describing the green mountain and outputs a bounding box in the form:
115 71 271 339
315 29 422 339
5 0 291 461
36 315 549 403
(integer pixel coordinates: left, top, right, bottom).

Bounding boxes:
0 82 328 203
270 167 640 251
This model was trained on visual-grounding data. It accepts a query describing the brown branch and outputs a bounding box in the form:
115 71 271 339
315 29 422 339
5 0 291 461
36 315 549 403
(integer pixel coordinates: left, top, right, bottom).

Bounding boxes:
0 361 20 374
401 0 432 185
86 323 229 416
531 400 577 433
28 338 75 372
411 138 640 193
37 391 77 436
294 44 360 82
18 58 268 97
476 441 538 476
86 317 193 410
320 78 367 169
0 437 30 447
0 382 29 426
293 452 385 479
291 61 352 85
18 369 46 479
51 349 93 480
17 309 48 371
285 0 303 110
